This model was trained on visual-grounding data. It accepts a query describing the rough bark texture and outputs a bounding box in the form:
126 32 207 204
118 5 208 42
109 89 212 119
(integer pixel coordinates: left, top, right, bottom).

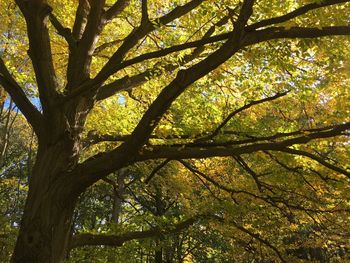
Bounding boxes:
11 144 78 263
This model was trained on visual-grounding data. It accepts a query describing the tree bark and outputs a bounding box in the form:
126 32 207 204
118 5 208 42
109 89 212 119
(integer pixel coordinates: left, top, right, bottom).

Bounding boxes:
11 143 78 263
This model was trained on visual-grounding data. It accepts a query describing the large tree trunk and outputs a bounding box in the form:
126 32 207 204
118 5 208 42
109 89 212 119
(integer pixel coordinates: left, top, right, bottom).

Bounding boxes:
11 142 79 263
11 198 75 263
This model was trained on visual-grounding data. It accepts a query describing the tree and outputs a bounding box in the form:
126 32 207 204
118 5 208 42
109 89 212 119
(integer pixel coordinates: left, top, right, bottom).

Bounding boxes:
0 97 34 261
0 0 349 262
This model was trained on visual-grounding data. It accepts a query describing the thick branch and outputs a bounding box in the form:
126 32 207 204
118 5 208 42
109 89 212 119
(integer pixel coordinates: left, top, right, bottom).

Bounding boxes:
157 0 207 26
64 1 255 195
15 0 59 112
72 0 90 40
70 216 198 249
67 9 350 194
99 25 350 76
67 0 106 86
104 0 131 21
83 0 207 93
69 11 350 101
84 129 276 146
120 0 254 153
71 23 350 190
93 24 350 101
100 0 206 72
96 13 233 101
137 123 350 161
141 0 149 24
96 73 148 101
0 58 43 135
98 0 349 84
85 124 344 147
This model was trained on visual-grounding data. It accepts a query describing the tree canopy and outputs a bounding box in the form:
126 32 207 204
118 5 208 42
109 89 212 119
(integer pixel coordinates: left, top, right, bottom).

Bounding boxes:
0 0 349 262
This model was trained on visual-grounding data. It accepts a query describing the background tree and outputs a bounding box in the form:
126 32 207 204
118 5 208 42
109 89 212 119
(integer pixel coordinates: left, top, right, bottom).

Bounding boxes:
0 0 349 262
0 97 35 261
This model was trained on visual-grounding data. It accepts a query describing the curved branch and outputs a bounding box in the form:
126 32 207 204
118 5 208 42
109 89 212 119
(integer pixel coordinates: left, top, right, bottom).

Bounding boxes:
234 156 263 192
49 13 75 48
137 122 350 161
95 21 349 101
96 0 206 81
179 160 240 194
67 23 350 102
99 25 350 76
94 39 123 54
85 123 348 150
104 0 131 21
144 159 171 184
226 218 286 262
0 58 43 135
67 0 206 100
196 91 289 142
277 148 350 178
70 216 198 249
96 12 233 101
120 0 254 157
67 18 350 195
90 25 350 101
247 0 350 31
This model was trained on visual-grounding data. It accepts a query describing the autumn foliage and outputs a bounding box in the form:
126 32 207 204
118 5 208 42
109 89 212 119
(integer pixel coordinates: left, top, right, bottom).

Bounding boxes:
0 0 349 262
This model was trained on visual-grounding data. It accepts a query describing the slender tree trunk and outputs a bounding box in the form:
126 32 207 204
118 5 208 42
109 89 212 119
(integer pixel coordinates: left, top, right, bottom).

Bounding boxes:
112 169 127 223
11 142 79 263
154 238 163 263
154 248 163 263
0 99 14 165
